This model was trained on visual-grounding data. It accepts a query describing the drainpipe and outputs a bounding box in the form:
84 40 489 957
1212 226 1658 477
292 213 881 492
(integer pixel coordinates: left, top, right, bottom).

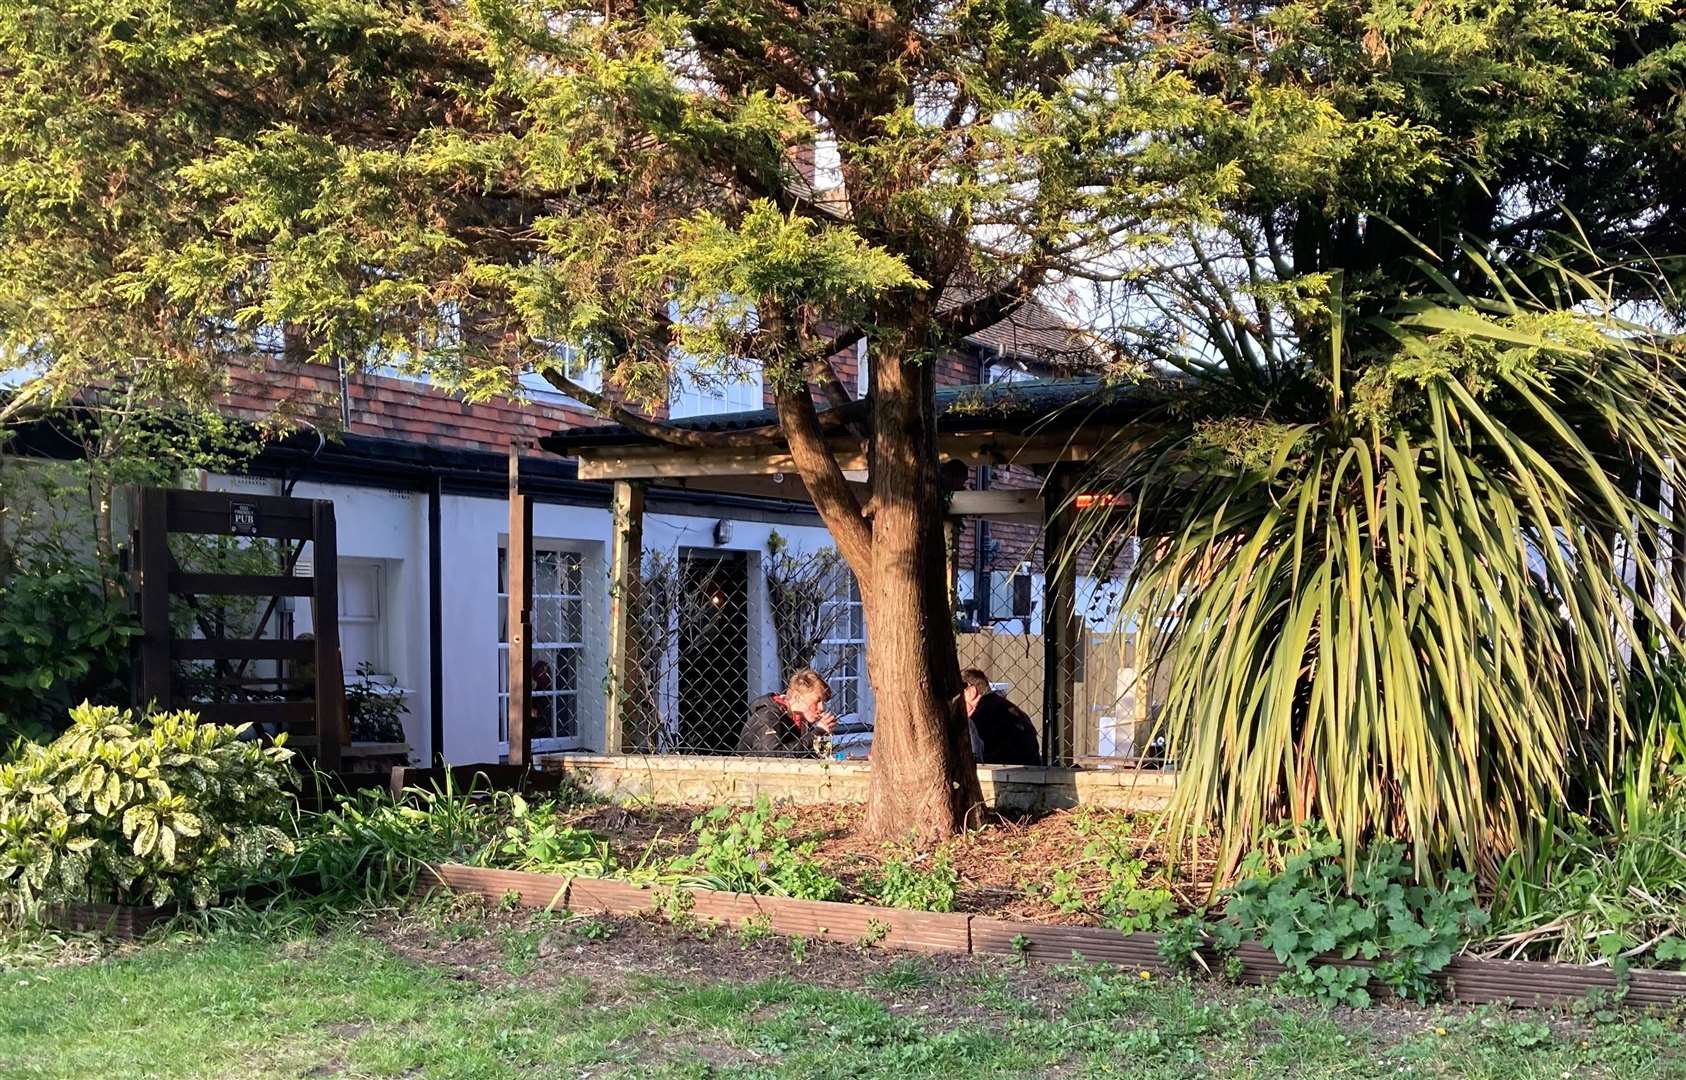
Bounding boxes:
427 471 445 765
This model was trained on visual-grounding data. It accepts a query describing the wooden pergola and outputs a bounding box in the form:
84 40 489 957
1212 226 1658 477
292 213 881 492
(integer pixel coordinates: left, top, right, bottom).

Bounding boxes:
503 378 1166 766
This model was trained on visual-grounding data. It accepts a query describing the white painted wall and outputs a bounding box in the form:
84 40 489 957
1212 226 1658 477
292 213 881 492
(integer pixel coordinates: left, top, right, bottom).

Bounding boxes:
208 474 845 765
209 474 434 761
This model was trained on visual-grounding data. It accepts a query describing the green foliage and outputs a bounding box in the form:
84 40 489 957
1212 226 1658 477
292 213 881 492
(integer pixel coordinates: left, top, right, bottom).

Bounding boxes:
344 663 408 745
871 849 959 913
1214 839 1489 1007
0 548 136 744
1078 257 1686 875
0 704 297 918
1155 914 1217 978
293 778 501 900
489 795 615 878
1039 813 1175 933
1488 790 1686 969
665 796 840 901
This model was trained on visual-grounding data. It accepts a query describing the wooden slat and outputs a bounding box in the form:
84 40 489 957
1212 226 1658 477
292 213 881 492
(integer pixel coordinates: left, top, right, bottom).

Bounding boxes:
186 701 319 727
760 896 972 954
166 488 318 522
172 639 314 661
169 572 315 597
311 501 344 772
418 867 1686 1011
421 865 573 911
947 489 1042 520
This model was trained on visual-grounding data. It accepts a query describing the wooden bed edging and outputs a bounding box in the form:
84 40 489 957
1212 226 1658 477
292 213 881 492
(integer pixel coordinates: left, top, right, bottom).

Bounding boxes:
422 864 1686 1010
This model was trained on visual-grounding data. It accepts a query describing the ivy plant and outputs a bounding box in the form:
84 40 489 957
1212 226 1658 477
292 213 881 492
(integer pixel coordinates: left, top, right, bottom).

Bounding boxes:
1214 839 1490 1007
0 704 298 918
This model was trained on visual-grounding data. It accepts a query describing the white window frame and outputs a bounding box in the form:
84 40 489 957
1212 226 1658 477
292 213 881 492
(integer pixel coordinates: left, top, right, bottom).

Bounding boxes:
520 340 603 408
815 569 868 720
854 336 869 399
668 354 764 419
496 542 588 753
337 558 390 680
986 356 1037 384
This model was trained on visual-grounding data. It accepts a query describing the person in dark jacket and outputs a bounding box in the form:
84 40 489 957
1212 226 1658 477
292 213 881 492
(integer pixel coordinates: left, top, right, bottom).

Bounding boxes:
736 667 838 756
961 669 1042 765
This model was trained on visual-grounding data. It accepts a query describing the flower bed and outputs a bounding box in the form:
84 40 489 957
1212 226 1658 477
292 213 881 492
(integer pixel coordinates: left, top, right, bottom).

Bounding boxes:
422 863 1686 1010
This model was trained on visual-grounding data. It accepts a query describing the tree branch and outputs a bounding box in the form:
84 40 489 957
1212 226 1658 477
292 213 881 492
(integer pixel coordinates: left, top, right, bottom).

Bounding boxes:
774 383 872 576
933 262 1048 339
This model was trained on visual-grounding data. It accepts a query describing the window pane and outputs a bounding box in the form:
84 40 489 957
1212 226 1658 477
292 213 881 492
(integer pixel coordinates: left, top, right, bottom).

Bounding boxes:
340 622 381 675
553 647 578 692
534 595 561 643
535 550 559 594
560 553 582 596
559 597 583 644
555 693 577 739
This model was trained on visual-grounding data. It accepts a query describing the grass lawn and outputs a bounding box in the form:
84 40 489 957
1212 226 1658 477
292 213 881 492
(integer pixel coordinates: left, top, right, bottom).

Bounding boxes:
3 907 1684 1080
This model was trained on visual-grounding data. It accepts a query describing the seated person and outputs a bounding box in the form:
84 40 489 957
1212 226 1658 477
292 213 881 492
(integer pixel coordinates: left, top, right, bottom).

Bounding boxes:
737 667 838 756
960 668 1042 765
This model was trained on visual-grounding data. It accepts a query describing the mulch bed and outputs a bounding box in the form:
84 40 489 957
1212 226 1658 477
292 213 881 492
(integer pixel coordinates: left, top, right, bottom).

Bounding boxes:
560 801 1220 924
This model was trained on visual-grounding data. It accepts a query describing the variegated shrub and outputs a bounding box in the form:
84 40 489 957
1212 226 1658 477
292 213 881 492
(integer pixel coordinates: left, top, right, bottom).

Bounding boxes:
0 703 297 919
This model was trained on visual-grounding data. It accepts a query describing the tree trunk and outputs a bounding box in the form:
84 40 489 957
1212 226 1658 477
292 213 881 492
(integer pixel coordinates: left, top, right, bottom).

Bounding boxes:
860 343 984 842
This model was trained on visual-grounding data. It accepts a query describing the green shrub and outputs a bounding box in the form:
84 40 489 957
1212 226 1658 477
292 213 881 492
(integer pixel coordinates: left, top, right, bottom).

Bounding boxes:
344 663 409 744
0 550 136 745
665 796 840 900
0 703 297 918
872 849 959 912
1488 796 1686 968
292 777 501 899
1214 839 1488 1007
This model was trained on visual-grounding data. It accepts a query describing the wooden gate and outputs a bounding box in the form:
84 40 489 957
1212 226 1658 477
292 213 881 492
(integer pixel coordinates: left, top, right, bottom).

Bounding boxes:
130 487 345 769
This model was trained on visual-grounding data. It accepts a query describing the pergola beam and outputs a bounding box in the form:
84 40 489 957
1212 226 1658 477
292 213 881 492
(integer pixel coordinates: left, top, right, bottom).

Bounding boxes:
573 432 1101 482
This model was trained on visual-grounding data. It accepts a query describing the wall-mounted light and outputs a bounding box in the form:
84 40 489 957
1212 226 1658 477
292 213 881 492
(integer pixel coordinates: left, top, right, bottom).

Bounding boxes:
713 518 733 546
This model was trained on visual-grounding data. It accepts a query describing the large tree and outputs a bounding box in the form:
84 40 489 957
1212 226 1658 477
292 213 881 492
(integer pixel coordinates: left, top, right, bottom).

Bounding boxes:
0 0 1273 838
11 0 1667 844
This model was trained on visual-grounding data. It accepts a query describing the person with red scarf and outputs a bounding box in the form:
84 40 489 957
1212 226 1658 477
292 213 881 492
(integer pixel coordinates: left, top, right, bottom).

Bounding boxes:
736 668 837 756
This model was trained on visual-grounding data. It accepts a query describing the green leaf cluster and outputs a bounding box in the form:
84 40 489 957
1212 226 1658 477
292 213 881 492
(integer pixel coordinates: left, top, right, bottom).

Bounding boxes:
1215 838 1489 1007
871 849 960 913
665 796 840 901
1040 812 1176 933
0 703 298 918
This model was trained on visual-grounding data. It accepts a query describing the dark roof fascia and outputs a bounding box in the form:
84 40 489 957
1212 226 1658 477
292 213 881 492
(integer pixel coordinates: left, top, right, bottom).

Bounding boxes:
247 431 822 519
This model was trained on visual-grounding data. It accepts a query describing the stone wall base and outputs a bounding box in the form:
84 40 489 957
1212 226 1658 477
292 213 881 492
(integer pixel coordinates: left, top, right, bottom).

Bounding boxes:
536 753 1176 814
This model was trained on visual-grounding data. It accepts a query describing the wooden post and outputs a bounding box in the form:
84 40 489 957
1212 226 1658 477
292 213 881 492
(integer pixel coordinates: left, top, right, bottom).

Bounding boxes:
311 500 345 772
136 487 172 710
1042 466 1082 766
604 479 646 754
507 445 534 766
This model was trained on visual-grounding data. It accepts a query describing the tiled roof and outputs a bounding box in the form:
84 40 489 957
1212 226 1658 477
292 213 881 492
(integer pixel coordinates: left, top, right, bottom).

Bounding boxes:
965 299 1100 367
220 358 606 456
